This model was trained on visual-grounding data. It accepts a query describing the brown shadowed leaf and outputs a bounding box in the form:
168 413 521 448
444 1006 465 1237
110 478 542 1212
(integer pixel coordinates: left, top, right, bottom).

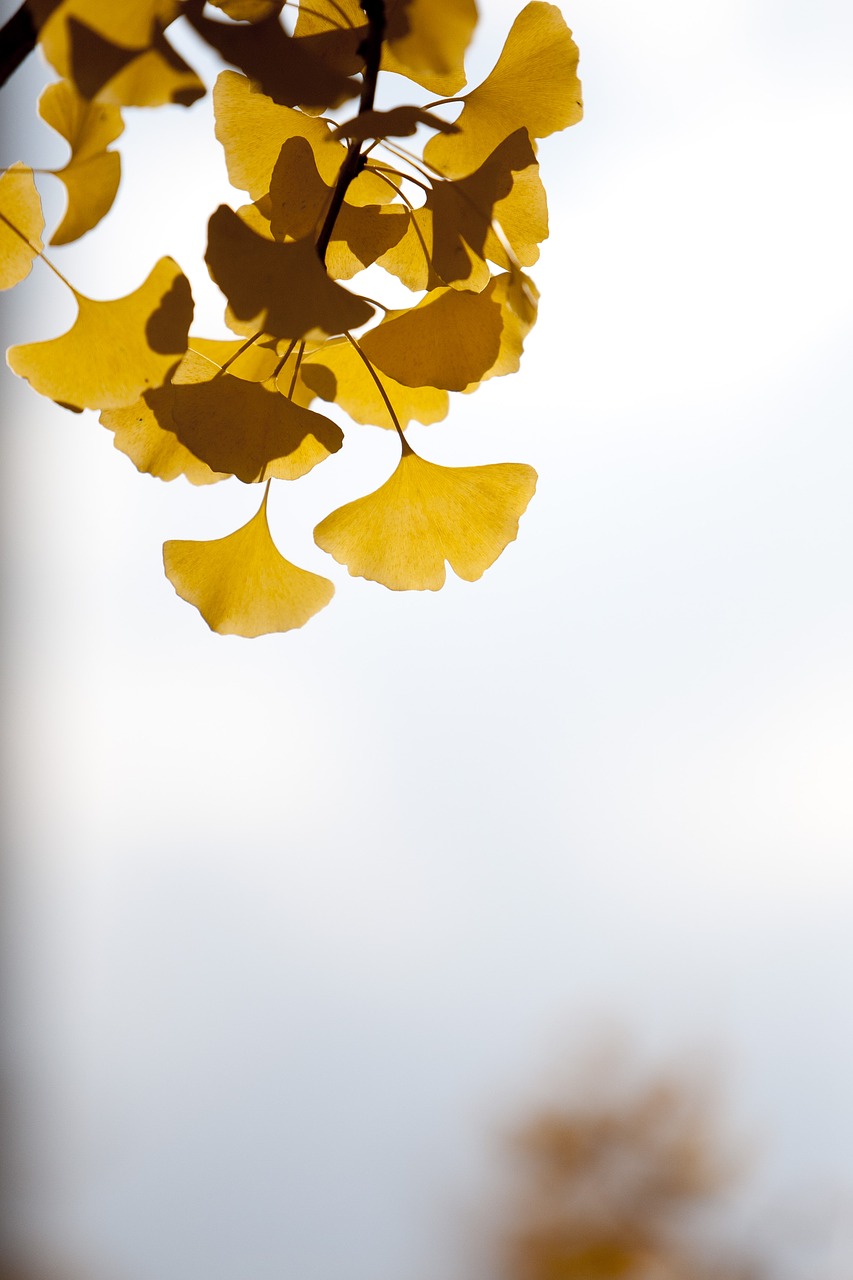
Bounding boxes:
205 205 375 338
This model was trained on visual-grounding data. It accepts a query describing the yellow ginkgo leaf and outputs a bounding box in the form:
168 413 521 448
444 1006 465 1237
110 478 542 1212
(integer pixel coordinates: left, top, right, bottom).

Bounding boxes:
165 489 334 636
208 0 282 23
301 338 449 429
213 71 390 207
38 79 123 244
169 350 343 482
425 128 541 288
0 164 44 291
100 386 228 486
206 205 374 339
314 441 537 590
424 2 582 178
374 202 445 293
33 1 203 107
382 0 476 96
359 286 503 391
462 271 540 389
99 336 280 484
8 256 192 410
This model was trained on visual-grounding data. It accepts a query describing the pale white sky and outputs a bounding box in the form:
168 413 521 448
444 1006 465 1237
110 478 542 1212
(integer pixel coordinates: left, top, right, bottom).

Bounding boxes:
2 2 853 1278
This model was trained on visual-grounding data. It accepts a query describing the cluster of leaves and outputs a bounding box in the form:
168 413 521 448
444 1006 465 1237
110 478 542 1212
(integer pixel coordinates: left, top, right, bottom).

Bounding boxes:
0 0 582 635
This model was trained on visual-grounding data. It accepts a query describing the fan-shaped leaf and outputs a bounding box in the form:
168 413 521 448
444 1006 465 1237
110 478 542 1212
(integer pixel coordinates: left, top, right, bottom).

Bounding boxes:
424 2 582 178
0 164 44 291
359 286 502 391
38 79 123 244
315 442 537 590
8 257 193 409
169 350 343 482
206 205 374 339
165 490 334 636
100 389 228 486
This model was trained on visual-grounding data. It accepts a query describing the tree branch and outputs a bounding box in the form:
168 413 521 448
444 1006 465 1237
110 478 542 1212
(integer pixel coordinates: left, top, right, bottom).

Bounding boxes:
315 0 386 265
0 3 37 92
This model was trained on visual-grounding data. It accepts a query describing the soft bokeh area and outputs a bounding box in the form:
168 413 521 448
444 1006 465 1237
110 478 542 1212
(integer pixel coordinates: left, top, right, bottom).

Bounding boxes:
2 1 852 1278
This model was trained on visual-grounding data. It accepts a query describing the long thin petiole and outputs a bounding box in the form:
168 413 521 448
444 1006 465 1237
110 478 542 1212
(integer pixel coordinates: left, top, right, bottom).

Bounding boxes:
343 331 407 445
218 331 265 375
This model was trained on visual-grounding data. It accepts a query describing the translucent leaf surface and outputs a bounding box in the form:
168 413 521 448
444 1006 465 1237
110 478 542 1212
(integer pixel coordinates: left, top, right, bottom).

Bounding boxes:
315 442 537 590
382 0 477 95
0 164 44 291
100 389 228 486
165 490 334 636
424 2 582 178
8 257 192 409
301 339 449 429
33 2 203 106
170 350 343 482
213 72 389 206
209 0 281 18
359 287 503 391
39 79 123 243
205 205 374 339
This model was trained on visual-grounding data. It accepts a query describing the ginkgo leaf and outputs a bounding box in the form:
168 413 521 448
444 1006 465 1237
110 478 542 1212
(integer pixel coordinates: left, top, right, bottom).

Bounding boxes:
165 489 334 636
333 106 459 143
292 0 475 96
213 71 390 207
100 388 228 486
374 202 445 293
169 350 342 482
8 257 192 409
99 336 281 484
359 286 503 391
424 2 582 178
33 1 204 107
38 79 123 244
267 137 407 278
301 339 449 429
206 205 374 339
382 0 477 95
314 441 537 590
425 128 540 288
185 6 357 110
462 271 540 388
0 164 44 291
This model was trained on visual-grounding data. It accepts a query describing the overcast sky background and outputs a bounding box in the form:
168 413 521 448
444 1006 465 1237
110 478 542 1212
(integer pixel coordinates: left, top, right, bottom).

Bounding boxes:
2 1 853 1278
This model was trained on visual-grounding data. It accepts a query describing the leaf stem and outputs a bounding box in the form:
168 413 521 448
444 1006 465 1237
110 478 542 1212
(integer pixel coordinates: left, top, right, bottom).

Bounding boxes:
315 0 386 265
343 331 406 445
219 331 265 375
0 208 76 293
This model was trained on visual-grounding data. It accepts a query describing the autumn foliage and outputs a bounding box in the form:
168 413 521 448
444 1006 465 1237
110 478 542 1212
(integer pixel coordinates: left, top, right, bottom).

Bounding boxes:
0 0 582 635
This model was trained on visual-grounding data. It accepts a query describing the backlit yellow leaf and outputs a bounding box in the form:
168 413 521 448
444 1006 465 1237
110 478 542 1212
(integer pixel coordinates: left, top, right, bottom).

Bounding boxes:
169 350 343 482
301 339 448 429
0 164 44 291
383 0 476 96
8 256 192 409
209 0 282 23
165 489 334 636
359 286 503 391
462 271 540 388
314 441 537 590
424 2 582 178
206 205 374 339
100 388 228 486
213 71 389 207
33 1 203 106
99 336 280 484
39 79 123 244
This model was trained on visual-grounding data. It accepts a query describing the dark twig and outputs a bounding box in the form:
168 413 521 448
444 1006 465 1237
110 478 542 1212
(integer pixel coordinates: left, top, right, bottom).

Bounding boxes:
0 3 37 92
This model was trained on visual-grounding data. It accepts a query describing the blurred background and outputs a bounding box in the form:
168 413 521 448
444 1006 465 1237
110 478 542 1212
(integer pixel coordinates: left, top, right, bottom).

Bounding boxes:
2 0 853 1277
